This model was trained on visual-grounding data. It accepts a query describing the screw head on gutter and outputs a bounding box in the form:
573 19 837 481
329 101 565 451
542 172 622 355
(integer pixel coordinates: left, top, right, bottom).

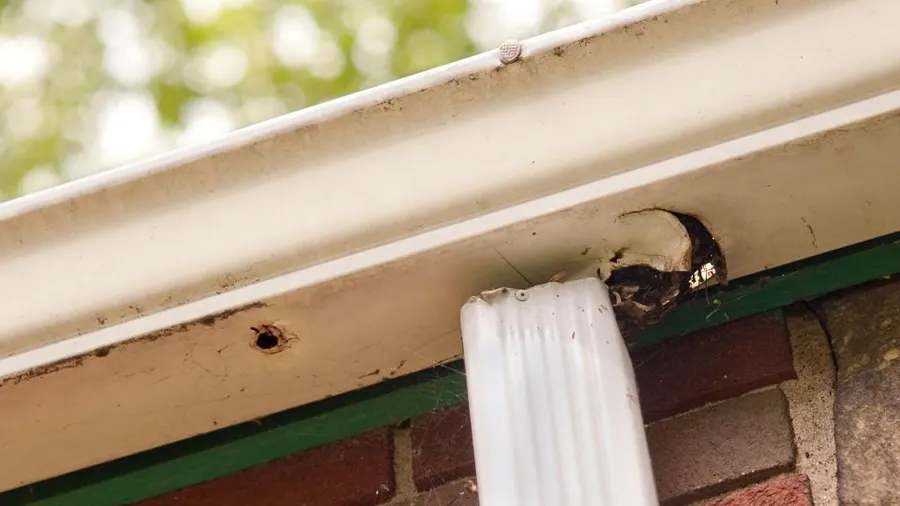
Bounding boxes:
498 40 523 64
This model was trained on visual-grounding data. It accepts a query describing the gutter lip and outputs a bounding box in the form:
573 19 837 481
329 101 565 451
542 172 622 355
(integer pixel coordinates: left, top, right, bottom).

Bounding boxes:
0 0 694 223
2 87 897 381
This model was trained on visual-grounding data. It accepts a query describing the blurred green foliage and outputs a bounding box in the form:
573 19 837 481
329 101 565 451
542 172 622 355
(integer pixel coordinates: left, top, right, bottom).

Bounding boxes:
0 0 483 199
0 0 644 200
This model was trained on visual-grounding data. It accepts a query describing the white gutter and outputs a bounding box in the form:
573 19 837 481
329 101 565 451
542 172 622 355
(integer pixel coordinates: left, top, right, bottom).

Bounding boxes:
461 279 657 505
2 0 900 492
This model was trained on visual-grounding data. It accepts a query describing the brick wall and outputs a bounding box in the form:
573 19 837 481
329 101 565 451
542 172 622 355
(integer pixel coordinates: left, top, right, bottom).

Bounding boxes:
136 310 835 506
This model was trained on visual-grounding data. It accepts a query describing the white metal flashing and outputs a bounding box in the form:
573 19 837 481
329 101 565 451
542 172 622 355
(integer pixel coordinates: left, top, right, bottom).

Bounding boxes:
2 0 900 491
461 279 657 506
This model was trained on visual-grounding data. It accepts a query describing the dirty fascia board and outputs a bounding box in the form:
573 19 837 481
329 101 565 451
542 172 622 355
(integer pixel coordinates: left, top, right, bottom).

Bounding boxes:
1 366 469 506
2 95 898 501
3 0 900 494
6 235 900 506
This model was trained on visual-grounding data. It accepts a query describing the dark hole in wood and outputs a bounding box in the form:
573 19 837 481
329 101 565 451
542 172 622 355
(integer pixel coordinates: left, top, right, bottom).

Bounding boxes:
255 331 279 350
606 211 727 345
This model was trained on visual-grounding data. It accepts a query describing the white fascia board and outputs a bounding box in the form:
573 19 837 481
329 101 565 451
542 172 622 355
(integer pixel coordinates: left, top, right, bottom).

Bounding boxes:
2 0 900 491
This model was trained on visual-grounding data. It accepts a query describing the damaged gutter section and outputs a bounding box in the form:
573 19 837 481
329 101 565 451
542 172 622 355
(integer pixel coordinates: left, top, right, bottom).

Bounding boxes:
2 0 900 494
2 90 899 494
4 0 900 357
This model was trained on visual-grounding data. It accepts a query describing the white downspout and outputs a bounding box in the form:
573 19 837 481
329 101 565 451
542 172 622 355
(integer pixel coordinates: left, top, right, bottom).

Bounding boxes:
460 277 657 505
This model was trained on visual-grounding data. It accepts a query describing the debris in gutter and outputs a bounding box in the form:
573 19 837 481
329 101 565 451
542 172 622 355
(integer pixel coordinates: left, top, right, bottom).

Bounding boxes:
605 211 727 343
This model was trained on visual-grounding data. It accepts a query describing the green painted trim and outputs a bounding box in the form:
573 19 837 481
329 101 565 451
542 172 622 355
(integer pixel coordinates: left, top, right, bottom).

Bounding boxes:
4 233 899 505
638 233 900 346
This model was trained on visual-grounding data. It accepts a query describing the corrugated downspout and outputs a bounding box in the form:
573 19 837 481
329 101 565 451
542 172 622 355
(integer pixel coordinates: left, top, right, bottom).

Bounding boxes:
461 278 657 505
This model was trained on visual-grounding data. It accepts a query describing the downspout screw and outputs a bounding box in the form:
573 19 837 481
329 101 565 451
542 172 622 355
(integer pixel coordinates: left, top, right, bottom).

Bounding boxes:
498 40 523 64
515 290 529 301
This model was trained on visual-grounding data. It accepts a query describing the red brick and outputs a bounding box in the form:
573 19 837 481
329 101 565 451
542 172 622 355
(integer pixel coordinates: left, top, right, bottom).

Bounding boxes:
136 429 395 506
633 313 795 423
646 388 795 505
410 404 475 491
699 474 813 506
390 478 479 506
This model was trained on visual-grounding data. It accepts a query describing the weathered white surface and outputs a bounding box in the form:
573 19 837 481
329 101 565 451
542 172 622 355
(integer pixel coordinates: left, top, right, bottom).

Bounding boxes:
3 0 900 357
1 0 900 492
461 279 657 506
